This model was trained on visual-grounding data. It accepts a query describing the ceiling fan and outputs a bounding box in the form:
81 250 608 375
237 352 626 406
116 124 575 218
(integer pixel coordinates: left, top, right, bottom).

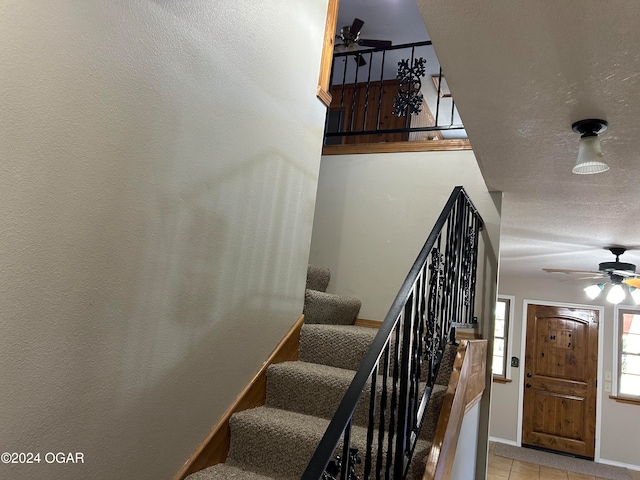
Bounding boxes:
335 18 392 66
544 247 640 289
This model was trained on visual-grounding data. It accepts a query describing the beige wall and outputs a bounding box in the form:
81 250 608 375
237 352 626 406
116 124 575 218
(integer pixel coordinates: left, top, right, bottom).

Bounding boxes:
308 149 502 478
490 274 640 469
309 150 501 320
0 1 328 479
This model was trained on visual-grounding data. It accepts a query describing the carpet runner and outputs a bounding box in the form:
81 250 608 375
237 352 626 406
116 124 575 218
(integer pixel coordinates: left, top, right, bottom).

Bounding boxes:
186 265 457 479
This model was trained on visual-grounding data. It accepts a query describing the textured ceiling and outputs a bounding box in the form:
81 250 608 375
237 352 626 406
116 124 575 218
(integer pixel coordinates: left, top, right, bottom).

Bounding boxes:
415 0 640 280
337 0 640 282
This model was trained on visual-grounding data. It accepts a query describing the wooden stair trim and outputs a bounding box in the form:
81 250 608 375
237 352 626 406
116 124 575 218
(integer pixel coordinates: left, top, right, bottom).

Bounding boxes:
322 139 471 156
456 329 483 340
173 314 305 480
422 339 488 480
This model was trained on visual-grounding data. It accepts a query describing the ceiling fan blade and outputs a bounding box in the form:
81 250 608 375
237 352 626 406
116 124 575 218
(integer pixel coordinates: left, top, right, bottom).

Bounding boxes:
358 39 392 48
543 268 601 275
355 53 366 67
623 277 640 288
350 18 365 36
611 269 638 277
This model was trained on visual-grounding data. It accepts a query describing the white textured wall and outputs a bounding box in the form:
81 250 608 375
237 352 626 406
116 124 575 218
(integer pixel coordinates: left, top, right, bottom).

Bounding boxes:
0 1 328 479
491 274 640 470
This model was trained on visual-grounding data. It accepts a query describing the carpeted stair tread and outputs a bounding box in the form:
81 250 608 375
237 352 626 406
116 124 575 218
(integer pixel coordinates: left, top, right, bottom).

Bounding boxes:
227 406 347 478
298 324 378 371
306 265 331 293
185 463 278 480
228 405 431 480
266 361 357 421
303 289 361 325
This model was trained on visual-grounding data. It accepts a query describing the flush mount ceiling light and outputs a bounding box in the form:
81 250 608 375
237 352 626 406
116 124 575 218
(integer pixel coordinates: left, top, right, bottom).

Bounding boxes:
572 118 609 174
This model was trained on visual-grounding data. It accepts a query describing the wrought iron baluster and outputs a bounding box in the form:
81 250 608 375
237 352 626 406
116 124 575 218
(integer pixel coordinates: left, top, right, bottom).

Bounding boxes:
393 296 415 479
442 213 455 341
363 364 377 479
348 53 361 134
362 51 374 132
452 197 466 338
426 245 444 382
405 45 416 128
435 67 443 127
337 54 349 138
407 288 419 439
412 272 425 431
340 424 352 480
452 197 465 329
375 49 386 132
376 343 391 480
450 96 456 127
384 321 402 479
468 212 482 325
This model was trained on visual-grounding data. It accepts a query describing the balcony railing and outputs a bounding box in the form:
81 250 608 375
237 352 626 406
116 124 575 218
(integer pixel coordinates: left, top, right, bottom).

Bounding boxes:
325 41 466 146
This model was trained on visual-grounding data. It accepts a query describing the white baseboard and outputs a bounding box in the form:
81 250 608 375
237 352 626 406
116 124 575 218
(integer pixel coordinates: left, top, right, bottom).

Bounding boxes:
488 436 519 447
597 457 640 472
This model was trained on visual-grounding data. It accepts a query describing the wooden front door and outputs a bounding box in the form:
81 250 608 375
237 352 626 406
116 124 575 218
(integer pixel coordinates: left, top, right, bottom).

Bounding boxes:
522 304 598 459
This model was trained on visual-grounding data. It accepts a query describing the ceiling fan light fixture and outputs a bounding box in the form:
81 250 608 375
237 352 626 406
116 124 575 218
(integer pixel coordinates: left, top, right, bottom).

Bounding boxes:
606 283 626 304
584 283 604 300
571 119 609 175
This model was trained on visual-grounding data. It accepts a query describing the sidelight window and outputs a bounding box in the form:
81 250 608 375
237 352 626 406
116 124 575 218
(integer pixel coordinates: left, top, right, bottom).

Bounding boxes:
617 308 640 399
492 296 513 380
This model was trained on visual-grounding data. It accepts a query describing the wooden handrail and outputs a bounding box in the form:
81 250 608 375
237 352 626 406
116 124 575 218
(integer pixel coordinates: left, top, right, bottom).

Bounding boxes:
422 339 488 480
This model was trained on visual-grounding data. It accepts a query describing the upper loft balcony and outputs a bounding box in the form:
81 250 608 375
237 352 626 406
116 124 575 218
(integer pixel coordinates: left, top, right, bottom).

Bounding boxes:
321 2 470 155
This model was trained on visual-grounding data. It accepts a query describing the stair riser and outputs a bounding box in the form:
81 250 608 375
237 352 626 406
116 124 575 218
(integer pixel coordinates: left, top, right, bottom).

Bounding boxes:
228 417 320 477
303 290 362 326
266 367 401 431
306 265 331 293
298 325 377 371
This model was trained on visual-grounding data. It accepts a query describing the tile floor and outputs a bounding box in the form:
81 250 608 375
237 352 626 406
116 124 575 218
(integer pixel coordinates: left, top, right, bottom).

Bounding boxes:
487 444 640 480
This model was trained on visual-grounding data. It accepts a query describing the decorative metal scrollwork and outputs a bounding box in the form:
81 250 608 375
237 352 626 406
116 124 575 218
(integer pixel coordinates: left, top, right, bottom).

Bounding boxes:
322 448 362 480
424 247 444 363
393 57 427 117
322 457 341 480
461 226 476 306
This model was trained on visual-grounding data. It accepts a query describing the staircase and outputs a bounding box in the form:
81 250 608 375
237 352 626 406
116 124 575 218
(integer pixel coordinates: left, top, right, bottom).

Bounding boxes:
185 265 458 480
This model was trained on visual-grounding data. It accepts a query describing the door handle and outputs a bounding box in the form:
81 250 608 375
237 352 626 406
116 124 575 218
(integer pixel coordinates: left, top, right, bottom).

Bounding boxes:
526 383 532 388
